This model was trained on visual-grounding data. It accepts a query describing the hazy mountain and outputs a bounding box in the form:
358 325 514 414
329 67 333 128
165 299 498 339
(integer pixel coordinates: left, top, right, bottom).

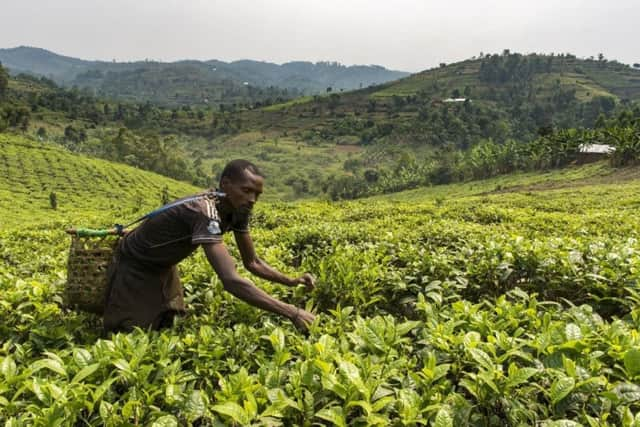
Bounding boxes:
0 46 409 105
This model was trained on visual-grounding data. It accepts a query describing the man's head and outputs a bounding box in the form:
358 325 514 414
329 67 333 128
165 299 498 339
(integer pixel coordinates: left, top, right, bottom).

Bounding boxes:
219 160 265 212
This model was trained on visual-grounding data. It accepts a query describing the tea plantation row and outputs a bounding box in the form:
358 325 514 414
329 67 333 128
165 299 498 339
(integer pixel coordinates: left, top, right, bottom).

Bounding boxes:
1 170 640 425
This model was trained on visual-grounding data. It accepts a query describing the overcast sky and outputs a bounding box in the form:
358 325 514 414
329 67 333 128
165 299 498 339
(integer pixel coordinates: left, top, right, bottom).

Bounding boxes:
2 0 638 72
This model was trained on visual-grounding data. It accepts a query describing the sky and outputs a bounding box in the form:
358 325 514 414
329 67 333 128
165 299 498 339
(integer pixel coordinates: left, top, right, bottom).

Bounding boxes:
2 0 639 72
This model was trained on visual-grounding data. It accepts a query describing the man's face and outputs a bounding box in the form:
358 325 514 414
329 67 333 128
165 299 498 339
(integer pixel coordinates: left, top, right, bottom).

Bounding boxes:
221 169 264 213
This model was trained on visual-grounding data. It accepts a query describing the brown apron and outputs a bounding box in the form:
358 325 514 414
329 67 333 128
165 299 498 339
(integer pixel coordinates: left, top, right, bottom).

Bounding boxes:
103 240 185 333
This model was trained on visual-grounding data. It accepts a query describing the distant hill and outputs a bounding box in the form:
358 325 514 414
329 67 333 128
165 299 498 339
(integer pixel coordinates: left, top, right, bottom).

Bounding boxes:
236 52 640 145
0 46 409 106
372 52 640 103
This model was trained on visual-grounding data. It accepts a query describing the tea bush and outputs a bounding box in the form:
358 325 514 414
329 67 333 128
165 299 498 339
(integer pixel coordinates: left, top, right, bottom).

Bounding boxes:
1 151 640 425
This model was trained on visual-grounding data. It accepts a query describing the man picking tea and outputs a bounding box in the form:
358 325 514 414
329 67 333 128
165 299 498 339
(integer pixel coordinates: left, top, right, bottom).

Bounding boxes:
103 160 315 333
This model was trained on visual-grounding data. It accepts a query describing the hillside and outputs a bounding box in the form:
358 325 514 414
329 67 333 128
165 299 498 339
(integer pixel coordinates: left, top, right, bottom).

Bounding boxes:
0 133 199 228
235 52 640 145
2 154 640 424
2 51 639 202
0 46 409 106
0 69 368 201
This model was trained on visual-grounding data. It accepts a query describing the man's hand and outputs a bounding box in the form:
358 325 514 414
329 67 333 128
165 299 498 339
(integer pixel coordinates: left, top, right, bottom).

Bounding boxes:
296 273 316 292
290 307 315 332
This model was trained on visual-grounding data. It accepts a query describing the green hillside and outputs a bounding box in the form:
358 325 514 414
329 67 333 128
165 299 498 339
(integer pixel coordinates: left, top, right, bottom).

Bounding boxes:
2 52 639 203
372 53 640 101
237 52 640 144
0 133 199 228
2 154 640 424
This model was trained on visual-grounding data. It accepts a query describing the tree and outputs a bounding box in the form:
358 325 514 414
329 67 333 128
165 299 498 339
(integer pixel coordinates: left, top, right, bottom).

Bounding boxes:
285 177 309 196
64 125 82 144
594 113 607 129
343 158 361 173
49 192 58 210
364 169 379 183
161 186 170 205
0 62 8 100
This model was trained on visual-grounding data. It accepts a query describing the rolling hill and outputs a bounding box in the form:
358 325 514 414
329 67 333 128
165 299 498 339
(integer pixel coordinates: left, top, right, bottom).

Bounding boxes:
0 46 409 106
0 133 199 228
234 52 640 146
2 51 639 202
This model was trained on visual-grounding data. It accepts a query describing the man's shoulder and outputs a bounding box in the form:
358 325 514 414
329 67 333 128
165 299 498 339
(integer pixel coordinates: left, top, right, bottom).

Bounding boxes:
173 192 218 216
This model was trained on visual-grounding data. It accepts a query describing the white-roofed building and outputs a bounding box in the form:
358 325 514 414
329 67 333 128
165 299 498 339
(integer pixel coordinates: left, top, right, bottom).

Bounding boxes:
577 143 615 164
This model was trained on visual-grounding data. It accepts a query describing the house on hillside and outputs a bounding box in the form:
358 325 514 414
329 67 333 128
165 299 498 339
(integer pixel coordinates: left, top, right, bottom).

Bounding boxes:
442 98 469 103
577 143 615 164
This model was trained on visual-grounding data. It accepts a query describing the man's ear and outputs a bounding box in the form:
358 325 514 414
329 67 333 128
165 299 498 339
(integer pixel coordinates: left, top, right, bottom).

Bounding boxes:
220 176 231 189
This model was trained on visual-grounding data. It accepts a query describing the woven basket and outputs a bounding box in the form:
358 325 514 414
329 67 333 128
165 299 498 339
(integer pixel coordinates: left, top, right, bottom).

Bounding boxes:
65 235 119 314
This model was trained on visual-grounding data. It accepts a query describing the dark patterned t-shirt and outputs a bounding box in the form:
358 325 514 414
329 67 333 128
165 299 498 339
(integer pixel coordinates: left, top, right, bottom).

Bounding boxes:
120 193 249 268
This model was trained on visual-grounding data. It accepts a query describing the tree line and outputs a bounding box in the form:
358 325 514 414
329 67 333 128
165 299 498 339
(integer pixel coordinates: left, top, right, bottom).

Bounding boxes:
323 108 640 200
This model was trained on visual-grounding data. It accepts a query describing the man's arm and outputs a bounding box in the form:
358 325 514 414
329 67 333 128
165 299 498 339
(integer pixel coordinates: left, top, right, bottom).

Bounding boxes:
234 231 314 290
202 242 314 330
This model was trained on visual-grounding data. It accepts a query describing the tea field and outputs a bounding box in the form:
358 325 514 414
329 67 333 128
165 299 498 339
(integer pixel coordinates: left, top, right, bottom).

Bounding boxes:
2 133 640 425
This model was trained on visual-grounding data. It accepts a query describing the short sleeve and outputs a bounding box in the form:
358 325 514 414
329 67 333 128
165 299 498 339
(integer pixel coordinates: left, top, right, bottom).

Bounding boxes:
191 199 223 244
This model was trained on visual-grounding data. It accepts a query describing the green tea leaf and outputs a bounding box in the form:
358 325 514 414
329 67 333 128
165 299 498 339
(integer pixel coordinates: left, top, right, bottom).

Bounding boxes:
614 383 640 403
338 360 368 397
469 348 494 372
433 364 451 382
244 393 259 419
507 367 538 388
564 323 582 341
73 348 93 368
113 359 131 372
550 376 575 404
372 395 395 412
1 356 16 380
151 415 178 427
545 420 582 427
93 378 116 404
267 328 286 353
321 373 347 399
185 390 207 418
212 401 250 425
71 363 100 383
30 358 66 376
316 406 347 427
624 349 640 377
396 320 421 336
463 331 481 348
434 405 453 427
347 399 372 414
99 401 113 421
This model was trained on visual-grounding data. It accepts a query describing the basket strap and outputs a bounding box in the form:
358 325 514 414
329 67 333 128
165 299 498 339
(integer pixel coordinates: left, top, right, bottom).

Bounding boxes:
114 190 226 235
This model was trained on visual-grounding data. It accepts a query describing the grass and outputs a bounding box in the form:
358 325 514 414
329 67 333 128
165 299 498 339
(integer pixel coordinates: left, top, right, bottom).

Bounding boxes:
372 161 624 201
